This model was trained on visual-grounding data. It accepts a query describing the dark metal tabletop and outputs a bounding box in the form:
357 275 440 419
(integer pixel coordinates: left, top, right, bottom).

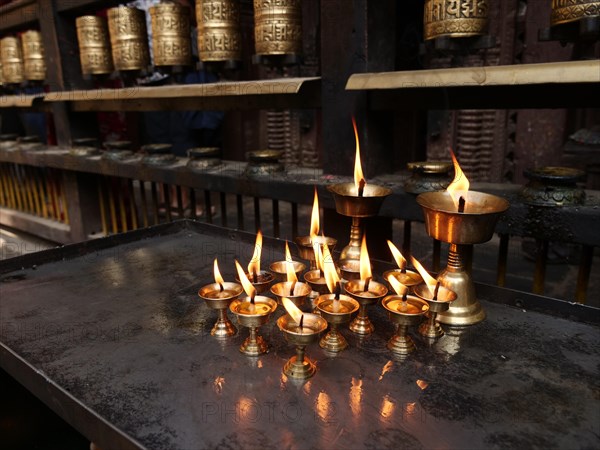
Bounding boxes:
0 221 598 450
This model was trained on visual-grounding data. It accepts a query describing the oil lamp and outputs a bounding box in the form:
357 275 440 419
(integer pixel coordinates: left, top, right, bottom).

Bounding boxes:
303 242 330 300
230 261 277 356
411 256 457 339
270 242 311 308
315 254 359 352
295 187 337 270
198 259 243 337
269 241 306 283
383 240 422 291
236 230 274 294
327 118 392 271
381 277 429 356
277 298 327 380
416 151 509 326
344 234 388 335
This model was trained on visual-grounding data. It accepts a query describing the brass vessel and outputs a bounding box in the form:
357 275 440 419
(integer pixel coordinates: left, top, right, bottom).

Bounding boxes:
150 1 192 67
196 0 242 61
551 0 600 26
522 166 586 207
404 161 453 194
21 31 46 81
107 6 150 71
254 0 302 55
424 0 489 41
0 36 24 84
76 16 114 75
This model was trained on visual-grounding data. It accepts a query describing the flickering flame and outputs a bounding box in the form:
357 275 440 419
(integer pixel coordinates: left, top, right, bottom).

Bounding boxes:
213 258 225 285
386 240 406 270
248 230 263 276
447 149 470 210
388 275 408 297
282 297 304 326
410 256 438 296
359 233 372 281
313 242 324 273
285 241 297 283
310 187 320 239
322 244 340 294
235 260 256 299
352 117 366 195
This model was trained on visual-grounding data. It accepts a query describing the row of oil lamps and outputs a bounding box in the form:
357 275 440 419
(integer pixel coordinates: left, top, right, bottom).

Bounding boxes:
199 118 509 380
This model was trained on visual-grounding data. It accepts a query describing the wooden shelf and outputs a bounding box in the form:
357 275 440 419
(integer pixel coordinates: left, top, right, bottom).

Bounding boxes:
0 93 43 108
0 0 37 33
346 60 600 109
43 77 322 111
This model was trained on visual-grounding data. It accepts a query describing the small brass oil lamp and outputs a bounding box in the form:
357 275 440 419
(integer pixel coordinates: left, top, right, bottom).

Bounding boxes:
230 261 277 356
383 240 422 291
277 298 327 380
270 242 311 308
411 256 457 339
269 241 306 282
235 230 274 294
295 187 337 270
344 233 388 335
327 118 391 269
303 242 330 303
382 277 429 356
416 151 509 326
198 258 243 337
315 255 359 352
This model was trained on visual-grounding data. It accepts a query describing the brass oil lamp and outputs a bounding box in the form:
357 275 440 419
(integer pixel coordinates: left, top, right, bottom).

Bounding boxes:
383 240 423 292
270 242 311 308
235 230 274 294
198 258 243 337
416 151 509 326
344 234 388 335
277 298 327 380
303 242 331 304
327 118 391 275
230 260 277 356
381 278 429 356
411 256 457 339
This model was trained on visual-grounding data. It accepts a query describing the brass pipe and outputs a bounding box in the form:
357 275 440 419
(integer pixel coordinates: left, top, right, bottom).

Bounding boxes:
38 169 48 218
97 178 109 237
107 178 118 234
23 166 35 213
10 164 24 212
0 164 12 207
6 164 18 209
59 173 70 225
139 180 149 228
48 170 60 220
28 166 42 216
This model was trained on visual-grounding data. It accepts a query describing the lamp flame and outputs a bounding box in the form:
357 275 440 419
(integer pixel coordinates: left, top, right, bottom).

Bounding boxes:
447 149 470 210
213 258 225 285
386 240 406 270
285 241 297 284
410 256 438 296
248 230 263 277
359 233 372 281
235 260 256 299
310 187 320 239
313 242 324 273
388 275 408 297
282 297 304 326
352 117 366 195
322 243 339 294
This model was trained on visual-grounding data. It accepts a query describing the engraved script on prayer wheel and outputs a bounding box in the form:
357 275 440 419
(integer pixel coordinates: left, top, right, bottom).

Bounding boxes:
107 6 150 71
551 0 600 26
423 0 489 41
21 31 46 81
196 0 242 61
76 16 114 75
149 1 192 66
0 37 24 84
253 0 303 56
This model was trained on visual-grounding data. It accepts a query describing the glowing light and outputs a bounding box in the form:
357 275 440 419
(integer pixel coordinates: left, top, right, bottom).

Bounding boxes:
322 243 339 294
388 275 408 297
386 240 406 270
285 242 297 283
352 117 366 195
282 297 304 326
213 258 225 285
447 149 470 210
235 260 256 299
410 256 438 296
416 379 429 390
359 233 372 283
310 187 320 239
247 230 263 277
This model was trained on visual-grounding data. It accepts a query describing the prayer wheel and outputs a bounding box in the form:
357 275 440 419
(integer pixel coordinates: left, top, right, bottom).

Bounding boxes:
21 30 46 81
551 0 600 26
423 0 489 41
0 36 24 84
107 6 150 71
149 1 192 67
76 16 114 75
196 0 242 61
253 0 302 55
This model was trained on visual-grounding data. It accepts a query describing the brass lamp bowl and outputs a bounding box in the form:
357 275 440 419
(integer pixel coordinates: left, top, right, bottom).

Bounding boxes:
383 269 423 290
294 235 337 263
382 295 429 356
198 281 243 337
269 260 306 283
315 295 360 353
327 183 392 218
229 296 277 356
235 270 274 294
416 191 509 245
413 283 457 339
344 279 388 335
303 270 329 295
270 281 311 308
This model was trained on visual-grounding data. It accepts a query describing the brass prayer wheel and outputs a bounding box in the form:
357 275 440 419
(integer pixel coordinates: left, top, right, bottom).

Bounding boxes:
423 0 489 41
196 0 242 61
76 16 114 75
21 31 46 81
149 1 192 66
107 6 150 71
253 0 302 56
551 0 600 26
0 36 24 84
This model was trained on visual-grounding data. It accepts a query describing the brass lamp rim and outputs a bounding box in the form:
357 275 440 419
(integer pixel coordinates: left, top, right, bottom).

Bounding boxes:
407 161 453 174
417 191 510 216
382 295 429 317
327 182 392 198
413 283 457 304
277 313 327 338
344 279 388 301
229 297 277 318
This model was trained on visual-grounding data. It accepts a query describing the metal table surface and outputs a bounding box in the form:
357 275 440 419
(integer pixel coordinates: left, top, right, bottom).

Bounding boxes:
0 221 598 450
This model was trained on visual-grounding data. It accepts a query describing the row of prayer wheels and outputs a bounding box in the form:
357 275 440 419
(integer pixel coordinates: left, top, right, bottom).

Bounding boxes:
0 31 45 85
76 0 303 75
